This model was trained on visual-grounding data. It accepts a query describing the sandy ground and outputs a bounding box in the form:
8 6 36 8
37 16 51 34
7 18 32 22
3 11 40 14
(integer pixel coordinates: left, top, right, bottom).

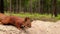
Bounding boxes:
0 20 60 34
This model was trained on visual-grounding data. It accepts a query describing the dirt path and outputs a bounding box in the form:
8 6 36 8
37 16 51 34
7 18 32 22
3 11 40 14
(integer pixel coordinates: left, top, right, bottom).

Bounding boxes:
0 20 60 34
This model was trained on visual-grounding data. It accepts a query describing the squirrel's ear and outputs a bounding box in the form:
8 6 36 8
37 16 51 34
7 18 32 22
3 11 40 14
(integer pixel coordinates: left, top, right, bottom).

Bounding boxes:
24 17 30 22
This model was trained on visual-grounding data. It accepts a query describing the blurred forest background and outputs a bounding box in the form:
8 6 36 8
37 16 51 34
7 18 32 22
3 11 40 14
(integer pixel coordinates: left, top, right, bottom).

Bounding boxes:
0 0 60 21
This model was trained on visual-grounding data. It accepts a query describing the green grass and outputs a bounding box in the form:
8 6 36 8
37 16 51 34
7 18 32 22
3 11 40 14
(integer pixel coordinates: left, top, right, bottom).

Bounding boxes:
55 14 60 20
4 12 60 22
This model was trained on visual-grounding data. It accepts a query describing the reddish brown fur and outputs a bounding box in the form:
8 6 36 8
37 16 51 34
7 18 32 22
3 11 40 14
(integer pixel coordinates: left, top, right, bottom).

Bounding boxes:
0 13 7 21
0 13 32 30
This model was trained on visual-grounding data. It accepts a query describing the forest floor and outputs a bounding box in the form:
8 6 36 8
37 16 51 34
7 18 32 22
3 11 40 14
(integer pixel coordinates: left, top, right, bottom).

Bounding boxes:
0 20 60 34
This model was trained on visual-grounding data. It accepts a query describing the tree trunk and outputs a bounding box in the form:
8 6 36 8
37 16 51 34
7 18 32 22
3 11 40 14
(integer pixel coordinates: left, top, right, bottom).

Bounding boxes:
0 0 4 13
52 0 57 17
10 0 12 13
40 0 44 14
29 0 32 13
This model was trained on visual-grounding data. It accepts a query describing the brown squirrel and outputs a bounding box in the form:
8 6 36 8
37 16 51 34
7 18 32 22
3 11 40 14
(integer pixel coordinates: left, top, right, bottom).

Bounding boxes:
0 13 32 30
